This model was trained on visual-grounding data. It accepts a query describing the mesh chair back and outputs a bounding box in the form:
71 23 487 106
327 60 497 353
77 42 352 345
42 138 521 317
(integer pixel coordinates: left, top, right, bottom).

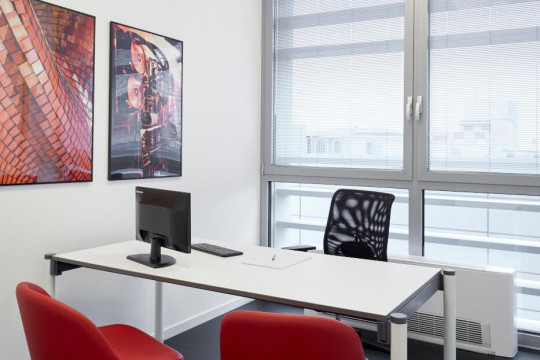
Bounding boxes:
323 189 395 261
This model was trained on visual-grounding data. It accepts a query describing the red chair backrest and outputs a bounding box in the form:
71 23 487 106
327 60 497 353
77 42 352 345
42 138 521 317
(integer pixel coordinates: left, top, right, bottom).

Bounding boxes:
220 310 366 360
16 282 120 360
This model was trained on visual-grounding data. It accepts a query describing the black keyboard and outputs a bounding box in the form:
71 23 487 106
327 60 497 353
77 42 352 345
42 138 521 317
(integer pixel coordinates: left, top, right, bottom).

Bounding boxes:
191 243 243 257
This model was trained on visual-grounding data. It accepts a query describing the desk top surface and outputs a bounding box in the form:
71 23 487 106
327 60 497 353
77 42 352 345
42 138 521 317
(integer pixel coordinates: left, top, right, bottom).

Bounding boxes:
53 238 441 321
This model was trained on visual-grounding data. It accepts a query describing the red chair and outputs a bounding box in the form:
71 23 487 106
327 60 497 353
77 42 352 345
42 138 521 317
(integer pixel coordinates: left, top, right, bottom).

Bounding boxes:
16 282 183 360
220 310 366 360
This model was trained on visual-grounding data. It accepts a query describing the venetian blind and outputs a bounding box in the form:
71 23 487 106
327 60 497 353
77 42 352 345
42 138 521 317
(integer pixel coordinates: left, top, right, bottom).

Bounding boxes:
428 0 540 174
273 0 405 170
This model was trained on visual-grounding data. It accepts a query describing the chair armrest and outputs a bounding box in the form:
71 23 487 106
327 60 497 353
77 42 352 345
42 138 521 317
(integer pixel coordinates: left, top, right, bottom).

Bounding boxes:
282 245 316 252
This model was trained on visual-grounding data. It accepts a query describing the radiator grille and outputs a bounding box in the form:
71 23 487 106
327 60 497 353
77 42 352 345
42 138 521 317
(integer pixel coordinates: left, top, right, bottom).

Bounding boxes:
408 312 489 347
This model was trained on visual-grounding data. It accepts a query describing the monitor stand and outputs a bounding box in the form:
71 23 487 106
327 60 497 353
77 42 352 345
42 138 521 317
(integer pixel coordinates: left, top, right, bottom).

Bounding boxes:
127 235 176 268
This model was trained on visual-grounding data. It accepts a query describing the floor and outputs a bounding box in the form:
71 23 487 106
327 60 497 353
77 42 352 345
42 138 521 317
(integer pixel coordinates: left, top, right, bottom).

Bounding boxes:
165 300 540 360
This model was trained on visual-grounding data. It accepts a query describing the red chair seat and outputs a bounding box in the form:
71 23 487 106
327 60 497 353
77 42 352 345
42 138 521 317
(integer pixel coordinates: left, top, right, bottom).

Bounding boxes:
100 324 182 360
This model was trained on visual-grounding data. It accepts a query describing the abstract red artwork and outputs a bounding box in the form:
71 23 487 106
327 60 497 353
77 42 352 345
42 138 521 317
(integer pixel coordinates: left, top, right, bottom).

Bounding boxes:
0 0 94 185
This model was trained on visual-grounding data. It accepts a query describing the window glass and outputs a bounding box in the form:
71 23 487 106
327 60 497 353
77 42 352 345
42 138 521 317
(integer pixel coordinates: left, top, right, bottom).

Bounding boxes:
428 1 540 173
274 0 405 169
271 182 408 256
424 190 540 332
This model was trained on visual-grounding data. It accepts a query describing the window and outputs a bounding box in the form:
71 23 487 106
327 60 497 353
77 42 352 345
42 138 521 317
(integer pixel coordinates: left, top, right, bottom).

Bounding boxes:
424 191 540 333
263 0 540 343
428 1 540 174
273 0 406 170
270 182 409 256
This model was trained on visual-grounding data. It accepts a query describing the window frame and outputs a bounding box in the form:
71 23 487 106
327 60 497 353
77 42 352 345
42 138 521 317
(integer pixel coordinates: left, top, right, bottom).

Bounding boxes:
414 0 540 187
262 0 416 182
261 0 540 345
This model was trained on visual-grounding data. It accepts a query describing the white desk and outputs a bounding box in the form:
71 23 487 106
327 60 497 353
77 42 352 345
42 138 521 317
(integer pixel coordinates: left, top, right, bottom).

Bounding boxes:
47 238 456 360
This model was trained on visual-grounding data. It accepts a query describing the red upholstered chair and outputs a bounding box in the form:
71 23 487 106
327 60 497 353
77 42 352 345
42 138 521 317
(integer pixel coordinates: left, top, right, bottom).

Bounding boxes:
220 310 366 360
16 282 183 360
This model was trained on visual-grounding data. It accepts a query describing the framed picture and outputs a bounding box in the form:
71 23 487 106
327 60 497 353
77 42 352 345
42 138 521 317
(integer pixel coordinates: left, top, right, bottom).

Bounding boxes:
0 0 95 186
108 22 183 180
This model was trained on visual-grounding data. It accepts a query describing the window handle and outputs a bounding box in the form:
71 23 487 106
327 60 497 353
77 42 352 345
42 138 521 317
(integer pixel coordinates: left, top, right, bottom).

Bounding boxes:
414 96 423 121
405 96 413 121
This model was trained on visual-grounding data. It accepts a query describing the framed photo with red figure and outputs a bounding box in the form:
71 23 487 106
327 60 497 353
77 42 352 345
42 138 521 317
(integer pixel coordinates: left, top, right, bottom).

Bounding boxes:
108 22 183 180
0 0 95 186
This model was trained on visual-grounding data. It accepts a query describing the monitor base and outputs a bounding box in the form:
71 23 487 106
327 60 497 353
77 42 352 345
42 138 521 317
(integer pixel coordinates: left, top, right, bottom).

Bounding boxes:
127 254 176 268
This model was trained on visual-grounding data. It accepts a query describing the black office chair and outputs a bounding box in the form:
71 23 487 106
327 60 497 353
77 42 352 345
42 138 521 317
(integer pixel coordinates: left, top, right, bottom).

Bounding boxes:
284 189 395 353
324 189 395 261
285 189 395 262
330 189 396 351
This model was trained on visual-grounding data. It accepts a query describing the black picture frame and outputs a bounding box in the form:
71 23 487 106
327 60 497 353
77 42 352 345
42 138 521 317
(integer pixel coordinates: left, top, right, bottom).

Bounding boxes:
108 22 183 181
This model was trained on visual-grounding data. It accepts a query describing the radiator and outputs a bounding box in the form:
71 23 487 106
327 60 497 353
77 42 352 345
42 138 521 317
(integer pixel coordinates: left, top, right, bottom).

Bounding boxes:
305 256 517 358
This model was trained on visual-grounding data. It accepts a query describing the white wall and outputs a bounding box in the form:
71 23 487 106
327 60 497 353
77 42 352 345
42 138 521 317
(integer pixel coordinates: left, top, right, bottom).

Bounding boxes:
0 0 262 358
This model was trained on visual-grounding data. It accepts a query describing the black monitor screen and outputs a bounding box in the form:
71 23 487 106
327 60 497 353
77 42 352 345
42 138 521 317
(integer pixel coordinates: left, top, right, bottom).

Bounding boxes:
128 187 191 268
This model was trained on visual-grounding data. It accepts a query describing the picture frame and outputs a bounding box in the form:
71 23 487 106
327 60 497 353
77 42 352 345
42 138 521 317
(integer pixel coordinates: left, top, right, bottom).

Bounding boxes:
0 0 95 186
108 22 183 180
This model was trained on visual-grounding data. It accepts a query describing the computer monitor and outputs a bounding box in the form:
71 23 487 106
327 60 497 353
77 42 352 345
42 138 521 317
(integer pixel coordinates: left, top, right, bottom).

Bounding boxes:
127 186 191 268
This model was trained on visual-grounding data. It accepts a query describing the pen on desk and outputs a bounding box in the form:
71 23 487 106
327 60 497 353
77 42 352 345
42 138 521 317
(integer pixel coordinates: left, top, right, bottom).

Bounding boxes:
272 254 276 261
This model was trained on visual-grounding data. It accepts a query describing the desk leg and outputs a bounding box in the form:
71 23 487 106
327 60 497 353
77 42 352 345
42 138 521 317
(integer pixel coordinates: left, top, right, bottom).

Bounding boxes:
155 281 164 342
48 275 56 298
390 313 408 360
44 254 56 298
443 269 456 360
